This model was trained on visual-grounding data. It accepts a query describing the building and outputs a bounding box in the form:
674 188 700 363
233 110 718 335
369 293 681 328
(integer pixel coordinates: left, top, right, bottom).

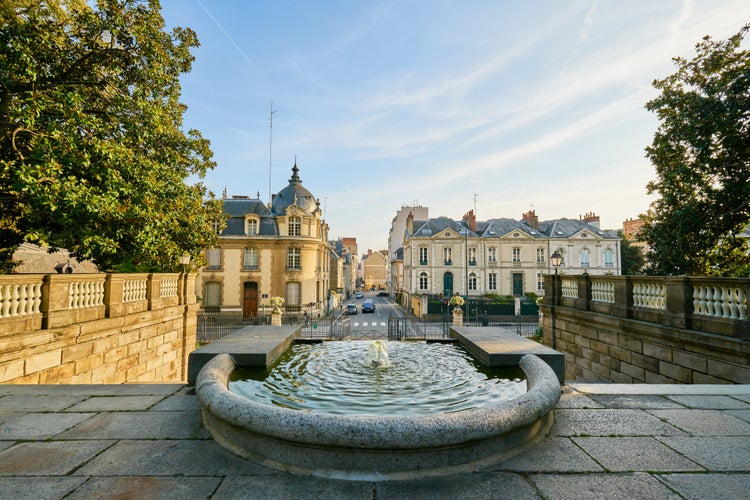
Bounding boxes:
199 163 333 319
402 209 620 311
330 237 358 299
387 205 429 295
361 249 388 290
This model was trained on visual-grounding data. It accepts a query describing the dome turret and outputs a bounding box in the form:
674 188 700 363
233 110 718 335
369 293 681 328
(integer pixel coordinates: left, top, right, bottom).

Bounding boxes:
271 162 319 215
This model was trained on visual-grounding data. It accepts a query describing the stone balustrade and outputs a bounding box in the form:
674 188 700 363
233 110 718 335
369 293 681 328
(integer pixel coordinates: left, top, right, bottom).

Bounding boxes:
0 273 197 384
542 274 750 383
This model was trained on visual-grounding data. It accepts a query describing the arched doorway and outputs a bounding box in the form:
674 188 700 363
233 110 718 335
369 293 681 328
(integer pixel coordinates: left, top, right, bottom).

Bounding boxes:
243 282 258 319
443 272 453 296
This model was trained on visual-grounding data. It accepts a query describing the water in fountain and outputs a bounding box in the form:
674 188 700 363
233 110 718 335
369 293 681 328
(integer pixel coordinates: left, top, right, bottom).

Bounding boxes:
229 341 525 416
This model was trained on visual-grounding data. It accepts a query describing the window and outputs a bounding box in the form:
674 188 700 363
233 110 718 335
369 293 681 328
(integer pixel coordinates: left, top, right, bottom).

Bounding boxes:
536 248 545 263
512 248 521 263
443 247 452 265
488 273 497 291
419 247 428 265
287 247 301 270
246 219 258 236
580 248 590 267
468 272 477 291
204 282 221 307
288 216 301 236
418 272 428 290
211 220 222 235
537 272 544 292
488 247 497 263
206 248 221 270
468 247 476 266
285 282 300 306
243 248 258 270
604 248 614 267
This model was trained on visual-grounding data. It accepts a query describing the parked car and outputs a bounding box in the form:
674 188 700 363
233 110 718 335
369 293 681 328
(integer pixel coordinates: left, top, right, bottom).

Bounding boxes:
345 304 358 315
355 292 364 299
362 300 376 313
377 291 388 297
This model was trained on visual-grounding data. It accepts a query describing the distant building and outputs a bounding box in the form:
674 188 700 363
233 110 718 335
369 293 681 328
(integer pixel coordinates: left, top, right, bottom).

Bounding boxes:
12 243 98 274
362 249 388 290
387 205 429 295
199 163 333 318
402 209 621 312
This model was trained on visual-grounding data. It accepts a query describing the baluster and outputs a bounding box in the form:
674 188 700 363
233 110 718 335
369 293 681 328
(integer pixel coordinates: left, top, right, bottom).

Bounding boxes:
712 287 722 317
720 288 730 318
737 288 747 321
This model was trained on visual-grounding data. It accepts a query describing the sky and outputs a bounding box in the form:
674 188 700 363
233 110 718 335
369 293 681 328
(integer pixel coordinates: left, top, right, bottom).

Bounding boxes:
159 0 750 254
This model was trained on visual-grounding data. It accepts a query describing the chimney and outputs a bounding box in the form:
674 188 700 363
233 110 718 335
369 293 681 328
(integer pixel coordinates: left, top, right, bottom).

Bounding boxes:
462 209 476 232
581 211 600 229
521 210 538 230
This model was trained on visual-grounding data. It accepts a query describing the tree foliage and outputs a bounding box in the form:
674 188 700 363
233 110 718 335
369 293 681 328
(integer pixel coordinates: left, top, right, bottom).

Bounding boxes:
618 232 645 275
0 0 223 272
641 24 750 277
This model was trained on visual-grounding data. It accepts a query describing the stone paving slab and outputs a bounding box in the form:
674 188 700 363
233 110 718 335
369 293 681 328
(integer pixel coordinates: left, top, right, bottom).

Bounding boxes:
376 472 540 500
0 412 95 440
0 440 115 475
587 394 688 409
498 436 604 472
648 409 750 435
657 473 750 500
0 384 184 397
550 408 688 437
65 477 223 500
529 472 680 499
664 394 750 409
0 477 87 500
73 439 269 477
0 394 88 411
570 436 705 472
64 394 166 412
56 410 208 440
214 475 375 500
655 436 750 471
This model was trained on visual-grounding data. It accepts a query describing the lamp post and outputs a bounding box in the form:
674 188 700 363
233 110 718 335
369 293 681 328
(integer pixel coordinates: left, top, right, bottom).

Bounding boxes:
179 253 191 273
179 254 191 305
549 250 562 350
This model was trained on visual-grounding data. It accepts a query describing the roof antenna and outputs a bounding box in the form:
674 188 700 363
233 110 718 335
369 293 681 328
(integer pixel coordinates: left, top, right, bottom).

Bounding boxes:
268 100 278 206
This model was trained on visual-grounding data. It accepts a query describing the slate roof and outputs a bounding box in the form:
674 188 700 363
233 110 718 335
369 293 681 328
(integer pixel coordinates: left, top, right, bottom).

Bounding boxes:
412 217 476 237
220 197 279 236
537 219 618 239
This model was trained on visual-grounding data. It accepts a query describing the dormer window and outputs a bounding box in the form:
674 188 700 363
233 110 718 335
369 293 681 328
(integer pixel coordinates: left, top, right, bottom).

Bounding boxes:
246 218 258 236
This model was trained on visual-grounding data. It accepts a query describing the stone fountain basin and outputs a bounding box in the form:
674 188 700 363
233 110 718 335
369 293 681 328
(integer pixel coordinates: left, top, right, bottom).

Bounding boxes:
196 352 561 480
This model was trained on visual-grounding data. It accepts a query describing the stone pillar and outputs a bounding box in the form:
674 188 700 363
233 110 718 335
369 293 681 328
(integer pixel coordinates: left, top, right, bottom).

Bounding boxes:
452 308 463 327
271 309 282 326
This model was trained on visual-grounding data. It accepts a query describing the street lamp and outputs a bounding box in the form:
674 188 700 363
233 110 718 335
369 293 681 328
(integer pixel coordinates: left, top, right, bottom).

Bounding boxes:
550 251 562 274
179 253 191 273
549 250 562 350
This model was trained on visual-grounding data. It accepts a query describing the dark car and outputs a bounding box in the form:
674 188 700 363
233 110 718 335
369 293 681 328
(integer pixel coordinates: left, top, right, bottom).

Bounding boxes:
377 291 388 297
361 300 376 313
345 304 357 315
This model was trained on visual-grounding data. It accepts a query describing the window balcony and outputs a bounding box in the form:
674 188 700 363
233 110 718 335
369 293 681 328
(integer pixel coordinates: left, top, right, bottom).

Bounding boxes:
419 260 428 266
444 260 452 266
468 260 476 266
243 265 259 271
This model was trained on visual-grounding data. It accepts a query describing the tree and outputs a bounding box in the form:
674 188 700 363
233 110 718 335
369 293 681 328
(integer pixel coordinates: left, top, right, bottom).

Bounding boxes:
0 0 223 272
641 24 750 276
618 232 645 275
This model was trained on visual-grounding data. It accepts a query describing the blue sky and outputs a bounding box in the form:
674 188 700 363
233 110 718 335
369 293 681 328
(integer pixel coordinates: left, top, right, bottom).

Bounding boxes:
159 0 750 254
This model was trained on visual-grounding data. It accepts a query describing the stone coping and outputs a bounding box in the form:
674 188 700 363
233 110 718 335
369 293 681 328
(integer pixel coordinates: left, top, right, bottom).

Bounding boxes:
451 326 565 383
187 326 298 384
196 353 561 480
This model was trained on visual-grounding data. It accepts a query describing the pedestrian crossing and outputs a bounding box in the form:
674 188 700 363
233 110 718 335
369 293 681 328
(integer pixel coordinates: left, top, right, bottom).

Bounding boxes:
351 321 387 327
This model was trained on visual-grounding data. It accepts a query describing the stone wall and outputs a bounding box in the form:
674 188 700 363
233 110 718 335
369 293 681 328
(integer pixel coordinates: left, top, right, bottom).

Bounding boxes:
0 273 197 384
541 275 749 384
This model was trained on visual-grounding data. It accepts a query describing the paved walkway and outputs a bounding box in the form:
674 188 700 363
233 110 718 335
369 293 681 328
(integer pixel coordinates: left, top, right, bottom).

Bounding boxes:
1 383 749 499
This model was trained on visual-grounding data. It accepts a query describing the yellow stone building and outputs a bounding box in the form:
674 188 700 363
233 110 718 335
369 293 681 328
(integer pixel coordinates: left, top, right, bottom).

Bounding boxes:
199 163 333 319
